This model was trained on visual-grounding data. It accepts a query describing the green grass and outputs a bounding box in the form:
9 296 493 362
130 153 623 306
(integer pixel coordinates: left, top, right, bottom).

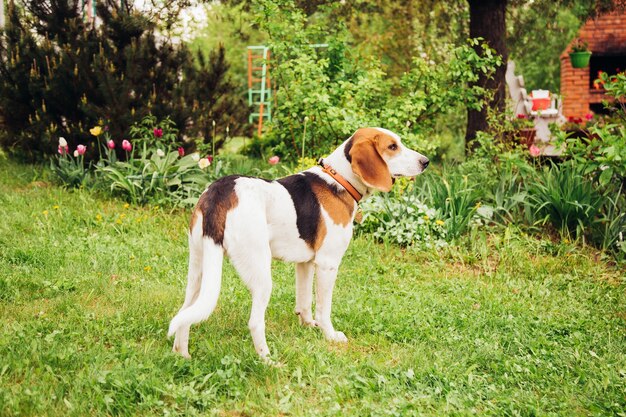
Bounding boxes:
1 158 625 416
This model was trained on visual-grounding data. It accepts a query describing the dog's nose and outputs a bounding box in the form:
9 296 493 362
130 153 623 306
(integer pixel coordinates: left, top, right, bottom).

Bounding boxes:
421 158 430 169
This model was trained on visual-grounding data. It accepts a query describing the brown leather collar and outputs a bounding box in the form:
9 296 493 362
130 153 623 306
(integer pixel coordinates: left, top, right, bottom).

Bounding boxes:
318 158 362 203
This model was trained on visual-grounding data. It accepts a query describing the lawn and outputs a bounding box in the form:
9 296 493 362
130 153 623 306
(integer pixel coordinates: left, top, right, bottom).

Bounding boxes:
0 158 625 416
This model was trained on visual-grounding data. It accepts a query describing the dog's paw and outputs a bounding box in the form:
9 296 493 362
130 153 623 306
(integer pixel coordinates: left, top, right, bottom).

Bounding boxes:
326 330 348 343
299 317 318 327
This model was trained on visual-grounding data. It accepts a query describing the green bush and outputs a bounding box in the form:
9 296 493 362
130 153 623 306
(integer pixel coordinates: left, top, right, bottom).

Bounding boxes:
0 1 248 162
528 161 603 239
250 0 501 161
358 190 447 248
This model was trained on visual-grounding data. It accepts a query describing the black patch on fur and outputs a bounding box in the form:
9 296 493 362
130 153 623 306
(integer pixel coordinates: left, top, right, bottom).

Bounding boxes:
343 137 354 163
277 173 322 248
197 175 240 245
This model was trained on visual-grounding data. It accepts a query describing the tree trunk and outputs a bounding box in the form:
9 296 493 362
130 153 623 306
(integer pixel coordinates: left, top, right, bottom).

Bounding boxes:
465 0 508 153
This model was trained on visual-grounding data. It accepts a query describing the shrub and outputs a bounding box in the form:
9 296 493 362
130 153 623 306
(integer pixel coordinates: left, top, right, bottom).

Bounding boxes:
528 161 603 239
0 1 248 162
358 191 447 248
250 0 501 161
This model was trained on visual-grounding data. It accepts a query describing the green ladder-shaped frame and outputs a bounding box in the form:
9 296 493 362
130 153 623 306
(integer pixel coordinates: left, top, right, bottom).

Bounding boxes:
247 46 271 137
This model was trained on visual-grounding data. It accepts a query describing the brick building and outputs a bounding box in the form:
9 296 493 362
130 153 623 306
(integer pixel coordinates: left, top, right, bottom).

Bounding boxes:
560 9 626 119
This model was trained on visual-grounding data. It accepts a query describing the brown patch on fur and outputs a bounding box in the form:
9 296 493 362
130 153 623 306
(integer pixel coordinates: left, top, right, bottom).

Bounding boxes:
311 181 355 226
314 216 327 251
195 176 240 245
189 208 201 232
349 128 393 192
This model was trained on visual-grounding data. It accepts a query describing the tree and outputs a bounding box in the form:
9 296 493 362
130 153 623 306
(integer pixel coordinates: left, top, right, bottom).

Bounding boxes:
465 0 508 152
0 0 248 161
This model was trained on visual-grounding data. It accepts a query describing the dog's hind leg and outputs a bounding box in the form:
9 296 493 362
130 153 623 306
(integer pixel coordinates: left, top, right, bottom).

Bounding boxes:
168 237 224 356
295 262 316 327
172 217 204 358
228 236 273 361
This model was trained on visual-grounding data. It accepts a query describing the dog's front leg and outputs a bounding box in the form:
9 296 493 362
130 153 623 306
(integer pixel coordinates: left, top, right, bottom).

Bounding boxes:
315 263 348 343
295 262 316 327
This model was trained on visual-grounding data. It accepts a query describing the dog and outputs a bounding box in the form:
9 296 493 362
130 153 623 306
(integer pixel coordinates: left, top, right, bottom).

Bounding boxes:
168 127 429 361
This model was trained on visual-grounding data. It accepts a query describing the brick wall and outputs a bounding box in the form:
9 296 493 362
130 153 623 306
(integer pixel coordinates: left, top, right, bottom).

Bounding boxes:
560 10 626 119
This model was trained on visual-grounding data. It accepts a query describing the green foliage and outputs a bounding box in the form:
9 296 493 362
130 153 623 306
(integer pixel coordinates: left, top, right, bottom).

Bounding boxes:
358 190 447 248
528 161 603 239
508 4 581 93
0 1 247 162
250 0 501 161
50 152 90 189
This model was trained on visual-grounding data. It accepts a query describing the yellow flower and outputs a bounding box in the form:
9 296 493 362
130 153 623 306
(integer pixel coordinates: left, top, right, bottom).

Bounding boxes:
119 213 126 219
423 215 430 221
116 219 122 225
144 266 152 272
53 205 60 210
563 238 570 244
42 210 49 216
435 220 445 226
124 203 130 209
95 214 102 221
89 126 103 136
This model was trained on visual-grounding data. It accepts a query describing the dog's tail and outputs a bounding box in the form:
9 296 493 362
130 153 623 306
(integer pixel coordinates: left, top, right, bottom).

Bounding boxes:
167 237 224 337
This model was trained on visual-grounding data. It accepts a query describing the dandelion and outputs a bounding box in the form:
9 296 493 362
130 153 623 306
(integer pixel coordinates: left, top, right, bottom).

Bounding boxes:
268 155 280 165
89 126 103 137
198 157 211 169
156 149 165 157
144 266 152 272
107 140 115 149
124 203 130 209
95 214 102 221
153 128 163 138
116 218 122 225
423 215 430 221
122 140 132 152
42 210 49 216
435 220 445 226
76 144 87 155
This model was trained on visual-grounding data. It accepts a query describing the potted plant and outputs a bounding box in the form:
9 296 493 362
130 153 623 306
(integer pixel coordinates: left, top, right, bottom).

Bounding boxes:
512 114 536 147
569 39 592 68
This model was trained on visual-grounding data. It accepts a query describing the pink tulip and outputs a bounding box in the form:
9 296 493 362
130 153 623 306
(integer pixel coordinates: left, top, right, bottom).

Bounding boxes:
529 144 541 157
268 155 280 165
178 147 185 157
122 140 132 152
107 140 115 149
153 128 163 138
76 144 87 155
58 145 68 155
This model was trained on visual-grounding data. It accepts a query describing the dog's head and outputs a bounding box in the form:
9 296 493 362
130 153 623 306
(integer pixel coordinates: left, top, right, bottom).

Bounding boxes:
346 127 429 192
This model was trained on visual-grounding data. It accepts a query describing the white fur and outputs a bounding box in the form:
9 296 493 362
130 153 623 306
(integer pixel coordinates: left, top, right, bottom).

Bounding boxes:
168 128 427 362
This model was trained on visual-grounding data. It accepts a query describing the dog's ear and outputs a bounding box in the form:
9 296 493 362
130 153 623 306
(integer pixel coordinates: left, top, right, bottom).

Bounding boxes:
350 135 393 192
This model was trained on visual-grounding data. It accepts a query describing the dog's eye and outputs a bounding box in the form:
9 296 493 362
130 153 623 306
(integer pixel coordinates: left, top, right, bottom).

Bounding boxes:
388 143 398 151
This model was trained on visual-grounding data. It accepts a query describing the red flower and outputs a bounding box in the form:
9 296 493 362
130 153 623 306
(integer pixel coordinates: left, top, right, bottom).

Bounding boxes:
153 128 163 138
178 147 185 157
207 155 214 163
107 140 115 149
516 114 527 119
76 144 87 155
122 140 132 152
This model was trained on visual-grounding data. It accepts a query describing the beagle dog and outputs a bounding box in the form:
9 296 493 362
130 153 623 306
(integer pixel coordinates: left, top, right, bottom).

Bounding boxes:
168 127 429 361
